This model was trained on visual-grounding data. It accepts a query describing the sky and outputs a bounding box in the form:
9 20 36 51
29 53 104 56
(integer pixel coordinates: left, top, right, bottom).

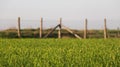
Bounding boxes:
0 0 120 30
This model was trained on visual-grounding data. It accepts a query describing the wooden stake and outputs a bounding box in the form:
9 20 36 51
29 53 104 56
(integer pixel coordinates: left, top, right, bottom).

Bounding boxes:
44 24 60 38
40 18 43 38
117 27 119 37
104 18 107 39
18 17 21 38
84 19 87 39
58 18 62 38
62 25 82 39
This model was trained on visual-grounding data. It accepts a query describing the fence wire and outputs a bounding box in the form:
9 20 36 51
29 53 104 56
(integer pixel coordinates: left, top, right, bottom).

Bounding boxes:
0 18 119 30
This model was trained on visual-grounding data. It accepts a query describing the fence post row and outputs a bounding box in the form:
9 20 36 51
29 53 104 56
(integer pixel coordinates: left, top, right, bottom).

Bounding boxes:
16 17 113 39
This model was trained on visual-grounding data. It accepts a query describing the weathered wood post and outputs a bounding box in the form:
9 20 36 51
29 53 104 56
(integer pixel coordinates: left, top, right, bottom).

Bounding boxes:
104 18 107 39
84 18 87 39
58 18 62 38
117 27 119 37
40 17 43 38
17 17 21 38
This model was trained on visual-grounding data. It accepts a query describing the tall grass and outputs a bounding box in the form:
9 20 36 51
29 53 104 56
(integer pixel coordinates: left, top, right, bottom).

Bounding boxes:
0 38 120 67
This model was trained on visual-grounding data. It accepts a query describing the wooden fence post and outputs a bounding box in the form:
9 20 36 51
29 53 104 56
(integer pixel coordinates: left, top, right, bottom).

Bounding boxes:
84 18 87 39
58 18 62 38
117 27 119 37
44 24 60 38
40 17 43 38
62 25 82 39
104 18 107 39
18 17 21 38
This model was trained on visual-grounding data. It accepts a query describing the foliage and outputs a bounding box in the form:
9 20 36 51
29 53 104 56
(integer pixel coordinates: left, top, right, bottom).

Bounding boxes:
0 29 120 38
0 38 120 67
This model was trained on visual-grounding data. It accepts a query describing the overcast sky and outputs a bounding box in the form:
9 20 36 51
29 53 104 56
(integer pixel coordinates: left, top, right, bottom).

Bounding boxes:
0 0 120 30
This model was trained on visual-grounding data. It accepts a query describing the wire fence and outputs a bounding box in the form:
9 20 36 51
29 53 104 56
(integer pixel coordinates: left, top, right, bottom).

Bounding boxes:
0 18 120 38
0 18 119 30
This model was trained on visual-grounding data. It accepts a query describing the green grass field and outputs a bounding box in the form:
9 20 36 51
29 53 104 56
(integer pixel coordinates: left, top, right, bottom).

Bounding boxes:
0 38 120 67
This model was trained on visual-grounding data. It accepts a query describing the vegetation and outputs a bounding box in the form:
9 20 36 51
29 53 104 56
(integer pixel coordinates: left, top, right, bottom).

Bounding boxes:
0 38 120 67
0 28 120 38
